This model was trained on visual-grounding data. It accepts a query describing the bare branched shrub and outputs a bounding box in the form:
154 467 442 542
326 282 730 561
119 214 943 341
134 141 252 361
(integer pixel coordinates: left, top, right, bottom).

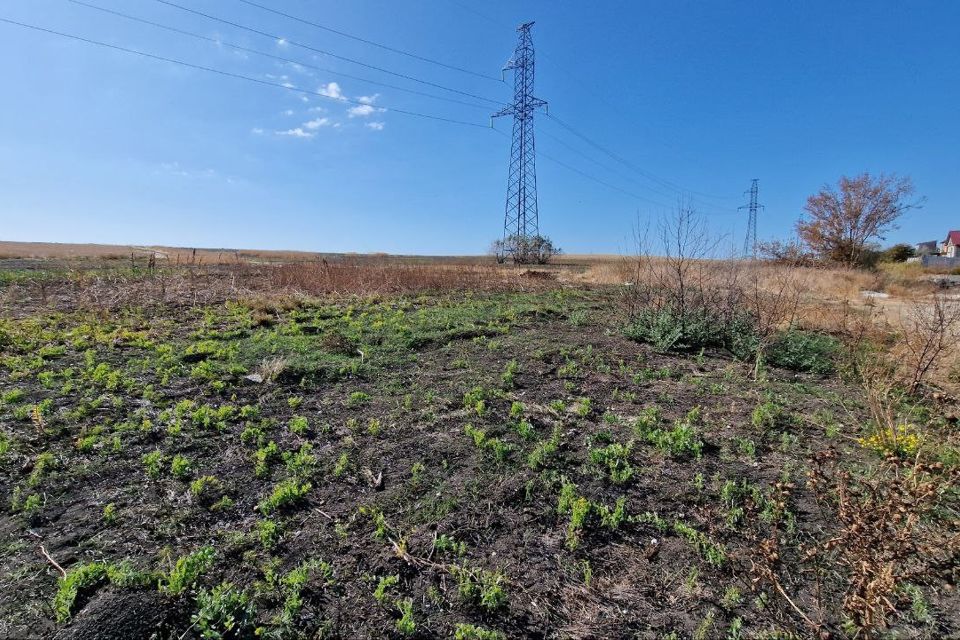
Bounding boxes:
895 294 960 394
624 206 807 367
740 262 808 375
757 237 815 266
623 206 751 353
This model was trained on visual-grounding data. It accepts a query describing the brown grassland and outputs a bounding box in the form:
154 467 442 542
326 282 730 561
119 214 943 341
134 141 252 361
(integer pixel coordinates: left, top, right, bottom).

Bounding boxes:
0 243 958 639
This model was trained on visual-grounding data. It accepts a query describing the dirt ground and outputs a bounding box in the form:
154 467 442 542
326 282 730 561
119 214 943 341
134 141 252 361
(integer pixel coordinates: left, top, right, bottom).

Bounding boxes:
0 264 958 639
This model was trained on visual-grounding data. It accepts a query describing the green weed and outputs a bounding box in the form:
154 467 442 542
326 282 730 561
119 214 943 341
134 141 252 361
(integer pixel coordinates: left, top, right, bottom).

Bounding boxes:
142 450 165 479
674 521 726 567
103 502 117 525
53 561 154 623
374 575 399 603
434 534 467 557
288 415 308 436
451 566 507 611
395 598 415 635
464 424 514 463
254 442 279 478
257 518 282 549
588 441 635 484
192 582 254 640
501 360 518 388
258 478 311 515
454 623 505 640
28 451 58 486
283 443 317 477
527 426 562 470
348 391 370 407
170 454 191 479
645 407 704 459
162 546 215 595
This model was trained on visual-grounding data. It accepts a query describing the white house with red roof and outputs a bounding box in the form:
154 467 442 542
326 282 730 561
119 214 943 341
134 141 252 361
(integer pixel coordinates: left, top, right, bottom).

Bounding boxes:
942 230 960 258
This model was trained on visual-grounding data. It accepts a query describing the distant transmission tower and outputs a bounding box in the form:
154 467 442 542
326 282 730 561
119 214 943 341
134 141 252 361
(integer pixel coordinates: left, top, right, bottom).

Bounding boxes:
493 22 547 262
739 179 764 259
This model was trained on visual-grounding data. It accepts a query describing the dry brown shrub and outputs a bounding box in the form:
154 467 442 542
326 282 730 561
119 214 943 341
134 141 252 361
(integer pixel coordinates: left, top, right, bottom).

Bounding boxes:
1 257 565 315
806 451 958 636
893 294 960 394
255 356 289 383
265 259 558 295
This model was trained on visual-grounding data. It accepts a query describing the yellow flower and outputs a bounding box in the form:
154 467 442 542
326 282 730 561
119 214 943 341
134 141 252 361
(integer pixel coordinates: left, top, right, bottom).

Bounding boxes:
858 423 922 457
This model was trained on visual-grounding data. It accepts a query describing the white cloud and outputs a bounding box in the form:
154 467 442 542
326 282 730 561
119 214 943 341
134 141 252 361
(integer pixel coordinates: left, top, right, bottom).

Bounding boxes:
251 127 265 135
283 109 295 116
276 128 315 139
158 162 217 179
277 38 288 47
304 117 331 130
348 104 378 118
281 81 295 89
357 94 379 105
365 122 385 131
318 82 345 100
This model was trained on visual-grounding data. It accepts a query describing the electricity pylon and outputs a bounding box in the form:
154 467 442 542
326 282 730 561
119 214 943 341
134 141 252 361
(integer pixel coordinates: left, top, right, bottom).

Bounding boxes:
492 22 547 262
739 178 764 259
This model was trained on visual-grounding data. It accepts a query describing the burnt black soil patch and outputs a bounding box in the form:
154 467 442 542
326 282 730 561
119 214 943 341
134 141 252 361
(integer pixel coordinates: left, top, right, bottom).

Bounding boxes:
0 288 957 639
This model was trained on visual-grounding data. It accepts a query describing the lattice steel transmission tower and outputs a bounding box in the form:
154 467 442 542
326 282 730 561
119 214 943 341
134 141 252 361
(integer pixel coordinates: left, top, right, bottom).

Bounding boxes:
739 178 764 259
492 22 547 262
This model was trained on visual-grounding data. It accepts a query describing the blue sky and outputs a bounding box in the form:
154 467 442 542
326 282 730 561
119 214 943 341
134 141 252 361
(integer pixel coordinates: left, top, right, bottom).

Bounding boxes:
1 0 957 255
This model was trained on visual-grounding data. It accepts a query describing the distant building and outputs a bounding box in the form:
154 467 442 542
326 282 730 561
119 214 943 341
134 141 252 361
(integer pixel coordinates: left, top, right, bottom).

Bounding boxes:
915 240 938 256
943 231 960 258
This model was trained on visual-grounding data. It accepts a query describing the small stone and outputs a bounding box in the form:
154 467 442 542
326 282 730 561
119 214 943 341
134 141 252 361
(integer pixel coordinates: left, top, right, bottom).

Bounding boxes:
244 373 264 384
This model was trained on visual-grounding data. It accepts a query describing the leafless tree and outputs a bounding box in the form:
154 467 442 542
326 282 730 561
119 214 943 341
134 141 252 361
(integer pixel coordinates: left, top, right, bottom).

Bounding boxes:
797 173 922 267
896 294 960 394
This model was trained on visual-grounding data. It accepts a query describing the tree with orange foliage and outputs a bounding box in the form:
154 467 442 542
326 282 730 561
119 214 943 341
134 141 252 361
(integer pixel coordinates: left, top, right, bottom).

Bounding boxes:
797 173 921 267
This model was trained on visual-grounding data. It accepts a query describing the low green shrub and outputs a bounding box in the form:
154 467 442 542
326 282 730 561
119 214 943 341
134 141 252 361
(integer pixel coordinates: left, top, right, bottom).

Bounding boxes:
192 582 254 640
625 306 758 358
766 329 839 374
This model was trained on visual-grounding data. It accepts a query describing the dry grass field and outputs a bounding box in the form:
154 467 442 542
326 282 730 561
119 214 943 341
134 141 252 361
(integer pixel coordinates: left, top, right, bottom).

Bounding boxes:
0 245 958 639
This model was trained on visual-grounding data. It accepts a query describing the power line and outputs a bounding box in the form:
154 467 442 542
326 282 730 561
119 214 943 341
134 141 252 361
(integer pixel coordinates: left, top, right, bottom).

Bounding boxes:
66 0 493 111
234 0 500 82
499 125 741 214
443 0 736 197
492 127 673 208
537 128 672 206
545 113 734 203
540 151 674 208
0 17 489 128
538 125 727 212
446 0 503 28
148 0 506 107
6 9 740 214
538 124 738 215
